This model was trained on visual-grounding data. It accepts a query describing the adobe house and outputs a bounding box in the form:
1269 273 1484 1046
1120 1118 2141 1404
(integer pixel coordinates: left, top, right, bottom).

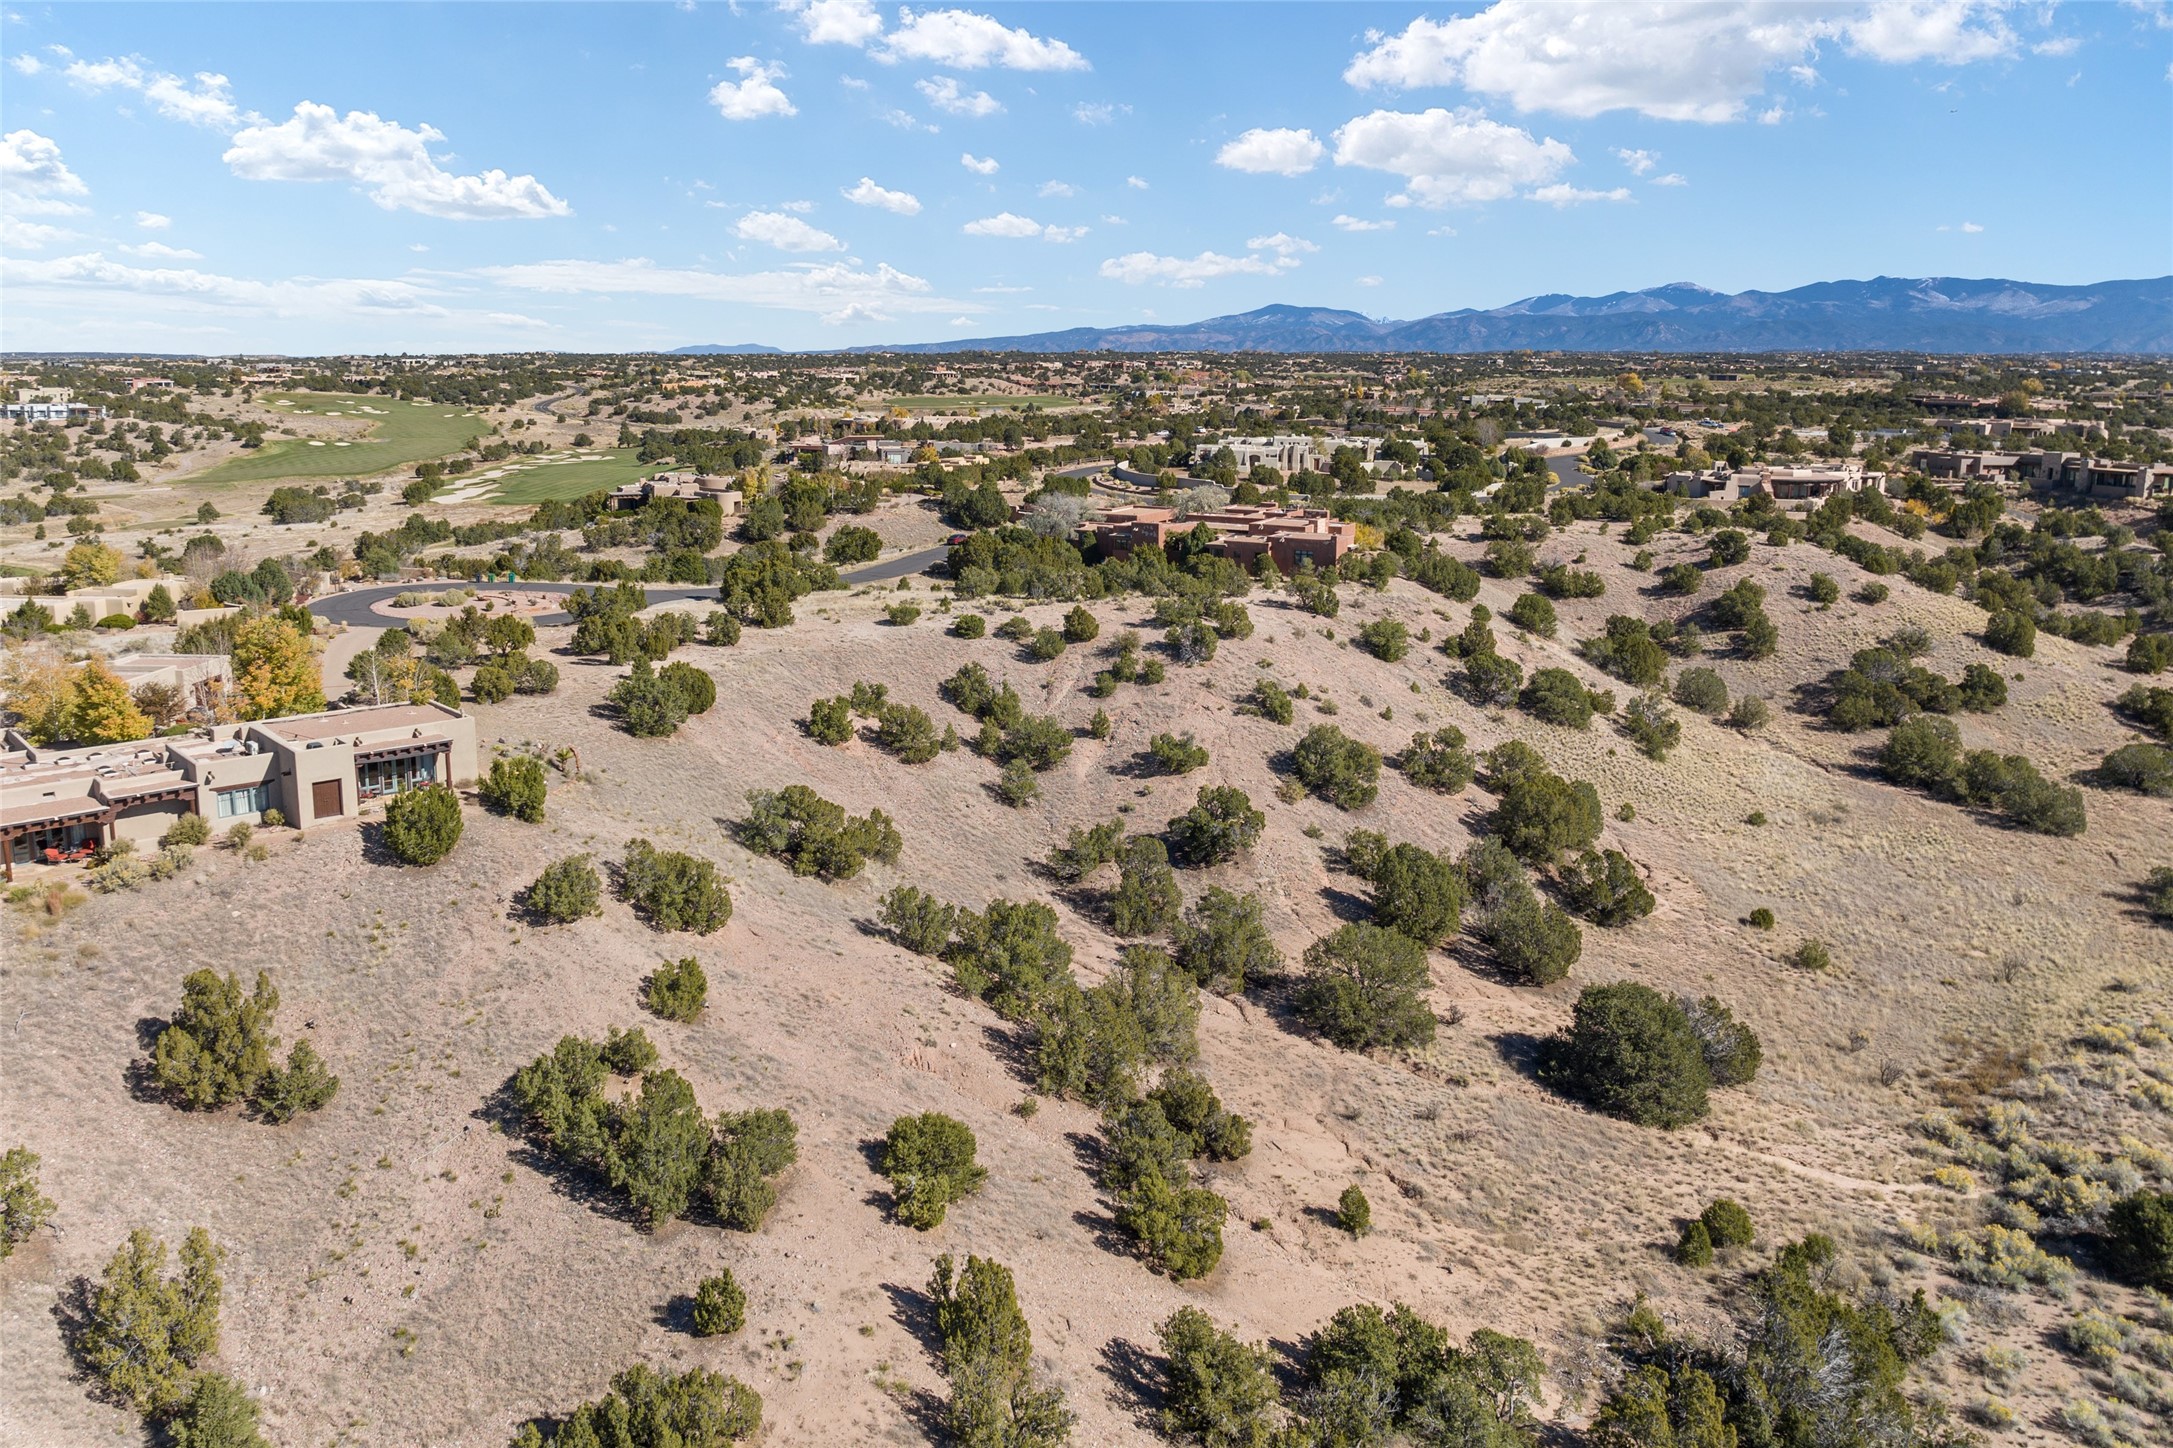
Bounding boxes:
1086 504 1358 575
0 701 478 878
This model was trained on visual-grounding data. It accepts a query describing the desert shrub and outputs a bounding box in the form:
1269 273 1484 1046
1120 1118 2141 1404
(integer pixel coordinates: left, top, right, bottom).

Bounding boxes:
1026 626 1065 660
1297 1306 1545 1448
805 694 853 744
1166 785 1264 867
2097 743 2173 797
2124 632 2172 674
161 813 212 849
1477 886 1583 986
952 612 986 639
1700 1197 1755 1248
1247 678 1295 724
152 970 280 1110
645 956 708 1022
1660 563 1704 596
1399 726 1474 794
659 660 716 718
1049 819 1126 881
1150 732 1211 774
1582 615 1670 689
1708 578 1767 629
1856 581 1890 604
742 785 901 881
1149 1070 1252 1161
1088 708 1111 739
1792 938 1833 971
1358 619 1409 661
2103 1190 2173 1291
382 783 463 865
881 1112 989 1230
994 614 1034 641
1 1147 57 1259
2144 867 2173 925
1062 605 1100 643
1115 1169 1229 1281
253 1040 339 1123
2114 684 2173 740
691 1270 747 1336
1677 1219 1714 1266
1807 572 1841 605
1621 693 1681 760
996 758 1041 806
1112 835 1183 937
1366 843 1464 947
1154 1307 1281 1448
883 601 922 627
879 885 959 955
480 753 547 822
1463 650 1525 707
1337 1185 1372 1238
1709 529 1751 566
704 609 743 646
947 899 1074 1020
73 1226 225 1414
1520 667 1596 728
1547 982 1712 1128
1490 769 1602 866
619 838 732 933
528 854 603 923
1292 725 1382 809
1672 667 1728 716
1727 694 1772 730
1957 662 2008 711
928 1254 1074 1448
1746 906 1775 930
707 1109 799 1231
1984 609 2036 659
995 713 1073 771
510 1365 761 1448
1172 887 1280 993
469 663 516 704
875 702 942 763
1295 924 1435 1052
1559 848 1655 926
165 1370 269 1448
607 659 689 737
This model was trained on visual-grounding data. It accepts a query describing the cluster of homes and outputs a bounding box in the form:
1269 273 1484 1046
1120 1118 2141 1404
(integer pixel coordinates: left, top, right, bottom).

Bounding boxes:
0 701 479 879
603 471 743 513
1661 461 1887 503
1085 502 1358 574
1904 448 2173 501
3 387 108 424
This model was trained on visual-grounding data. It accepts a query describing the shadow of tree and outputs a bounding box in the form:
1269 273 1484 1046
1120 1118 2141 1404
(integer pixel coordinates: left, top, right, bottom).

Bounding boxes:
1096 1335 1163 1432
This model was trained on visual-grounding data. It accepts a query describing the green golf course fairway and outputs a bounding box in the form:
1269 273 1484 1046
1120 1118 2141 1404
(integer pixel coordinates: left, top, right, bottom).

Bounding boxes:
183 393 483 486
480 449 654 503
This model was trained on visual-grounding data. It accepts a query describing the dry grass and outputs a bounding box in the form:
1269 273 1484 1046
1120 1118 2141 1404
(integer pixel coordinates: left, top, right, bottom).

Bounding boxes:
2 510 2166 1445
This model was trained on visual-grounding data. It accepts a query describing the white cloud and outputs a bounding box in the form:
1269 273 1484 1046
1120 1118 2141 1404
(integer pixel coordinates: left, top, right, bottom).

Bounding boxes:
879 108 937 131
710 57 796 120
960 152 1000 174
1100 214 1127 225
961 212 1080 242
735 209 845 252
224 102 572 220
1038 179 1077 198
1246 232 1318 257
135 210 172 229
1342 1 2017 124
842 176 922 214
1 218 76 250
840 74 871 90
2031 35 2080 56
1960 220 1985 232
10 53 42 76
880 8 1089 70
1215 126 1325 176
119 240 203 259
1331 107 1572 206
1652 172 1688 185
2 129 91 216
823 301 890 325
1758 102 1789 124
974 283 1032 293
63 56 244 127
1332 213 1395 231
1528 182 1633 206
1613 146 1659 175
778 198 815 213
479 255 969 319
1355 275 1384 286
783 0 885 47
1426 225 1459 237
918 75 1001 116
1073 101 1126 125
5 250 450 319
1126 175 1149 189
1098 249 1290 287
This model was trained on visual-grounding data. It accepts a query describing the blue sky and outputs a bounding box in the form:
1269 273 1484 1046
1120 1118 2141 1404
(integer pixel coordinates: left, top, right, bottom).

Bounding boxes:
3 1 2169 353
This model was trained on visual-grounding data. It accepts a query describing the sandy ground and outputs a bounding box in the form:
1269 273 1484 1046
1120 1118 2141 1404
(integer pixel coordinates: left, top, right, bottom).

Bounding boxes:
2 514 2168 1446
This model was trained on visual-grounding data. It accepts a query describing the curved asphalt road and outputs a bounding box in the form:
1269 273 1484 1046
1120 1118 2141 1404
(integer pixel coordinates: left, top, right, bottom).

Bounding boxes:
307 543 953 629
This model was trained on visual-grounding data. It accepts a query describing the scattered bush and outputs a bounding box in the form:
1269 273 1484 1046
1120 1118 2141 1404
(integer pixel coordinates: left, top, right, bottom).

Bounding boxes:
253 1040 339 1124
382 783 463 865
1357 619 1409 661
1295 924 1435 1051
1166 785 1264 867
692 1270 748 1336
1672 667 1729 716
1172 887 1280 993
152 969 282 1111
73 1226 226 1415
1336 1185 1372 1238
806 694 854 744
1365 842 1464 947
1490 767 1603 866
480 754 547 822
1559 848 1655 926
1292 725 1382 809
528 854 603 924
879 885 959 955
928 1254 1073 1447
1063 605 1100 643
1807 572 1841 605
1546 982 1714 1128
1677 1219 1714 1266
510 1365 761 1448
881 1112 989 1229
1246 678 1295 724
160 813 212 849
1727 694 1772 730
741 785 900 881
952 612 986 639
1700 1197 1755 1248
2103 1190 2173 1291
1 1146 57 1259
2097 743 2173 797
645 956 708 1022
1621 693 1681 760
1983 609 2036 659
1154 1307 1281 1448
1111 835 1183 937
1149 732 1210 774
619 838 732 933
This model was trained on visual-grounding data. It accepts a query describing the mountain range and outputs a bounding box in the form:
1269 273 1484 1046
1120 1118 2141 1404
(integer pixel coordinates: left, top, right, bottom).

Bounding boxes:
673 277 2171 356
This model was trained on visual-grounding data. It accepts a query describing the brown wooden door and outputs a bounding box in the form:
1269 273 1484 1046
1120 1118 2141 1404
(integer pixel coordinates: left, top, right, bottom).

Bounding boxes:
311 779 343 819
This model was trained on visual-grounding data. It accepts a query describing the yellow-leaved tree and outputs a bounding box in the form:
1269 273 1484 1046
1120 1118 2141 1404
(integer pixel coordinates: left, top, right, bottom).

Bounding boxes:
60 541 125 591
69 658 153 745
0 641 78 744
231 617 323 721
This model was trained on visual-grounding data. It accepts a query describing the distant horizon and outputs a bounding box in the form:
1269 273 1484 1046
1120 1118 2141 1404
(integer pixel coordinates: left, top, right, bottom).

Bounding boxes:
5 2 2169 353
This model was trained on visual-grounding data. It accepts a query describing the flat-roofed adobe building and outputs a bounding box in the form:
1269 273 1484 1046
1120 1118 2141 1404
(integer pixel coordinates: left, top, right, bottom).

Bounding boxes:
1086 503 1358 574
0 701 477 877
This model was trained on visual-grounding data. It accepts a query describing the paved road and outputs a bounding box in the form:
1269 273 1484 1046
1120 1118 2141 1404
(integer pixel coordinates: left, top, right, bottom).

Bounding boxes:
306 544 953 629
